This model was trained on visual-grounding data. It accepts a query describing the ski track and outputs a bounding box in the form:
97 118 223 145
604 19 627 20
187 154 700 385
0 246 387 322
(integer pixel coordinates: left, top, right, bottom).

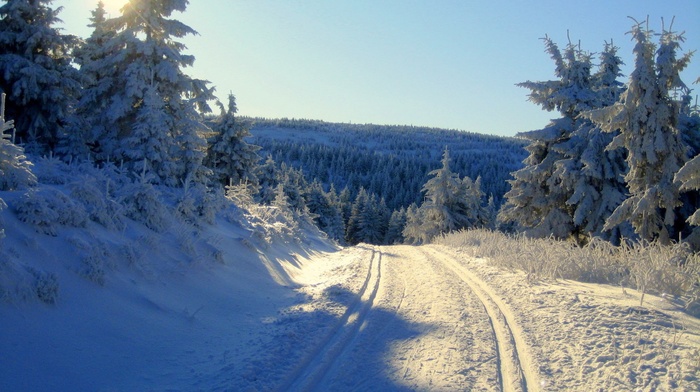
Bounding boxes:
278 245 383 392
420 246 539 392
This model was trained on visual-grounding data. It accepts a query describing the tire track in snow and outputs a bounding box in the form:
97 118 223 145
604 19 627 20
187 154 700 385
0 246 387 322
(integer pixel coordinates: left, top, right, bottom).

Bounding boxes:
421 246 538 392
277 245 383 392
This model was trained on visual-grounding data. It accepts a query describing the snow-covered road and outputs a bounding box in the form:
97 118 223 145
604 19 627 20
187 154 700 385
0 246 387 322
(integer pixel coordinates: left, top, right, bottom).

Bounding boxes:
239 244 700 391
280 244 528 391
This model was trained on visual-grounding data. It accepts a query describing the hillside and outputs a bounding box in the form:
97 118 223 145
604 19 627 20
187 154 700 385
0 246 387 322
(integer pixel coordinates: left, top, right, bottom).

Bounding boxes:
247 118 528 210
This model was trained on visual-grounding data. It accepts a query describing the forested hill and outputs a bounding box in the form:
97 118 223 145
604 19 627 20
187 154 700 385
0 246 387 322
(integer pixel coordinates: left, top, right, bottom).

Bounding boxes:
247 118 528 211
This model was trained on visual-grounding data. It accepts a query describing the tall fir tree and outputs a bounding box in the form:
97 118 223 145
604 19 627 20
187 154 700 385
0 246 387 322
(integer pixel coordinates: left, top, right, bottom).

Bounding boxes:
0 0 80 153
69 1 119 160
501 37 631 242
551 41 631 243
586 21 692 243
345 187 369 245
385 207 407 244
256 155 279 205
84 0 215 184
205 94 260 186
499 37 586 238
403 148 478 243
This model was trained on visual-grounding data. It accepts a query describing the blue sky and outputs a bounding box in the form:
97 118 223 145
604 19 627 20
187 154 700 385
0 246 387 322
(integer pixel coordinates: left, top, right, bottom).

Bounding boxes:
57 0 699 137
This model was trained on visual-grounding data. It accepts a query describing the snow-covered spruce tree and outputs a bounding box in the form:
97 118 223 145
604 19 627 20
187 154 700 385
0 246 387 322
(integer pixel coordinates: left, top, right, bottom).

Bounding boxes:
306 180 345 242
0 0 80 153
550 41 632 243
385 207 407 244
67 1 119 160
500 37 630 242
324 184 347 243
278 162 308 213
499 38 583 238
401 203 421 243
358 194 388 244
121 79 179 179
676 153 700 226
345 187 369 245
256 155 279 205
89 0 215 185
1 93 37 191
586 21 692 243
205 94 261 186
675 93 700 233
404 148 480 243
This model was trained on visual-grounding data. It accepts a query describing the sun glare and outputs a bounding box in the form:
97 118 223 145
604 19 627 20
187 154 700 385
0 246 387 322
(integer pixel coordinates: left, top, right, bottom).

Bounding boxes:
101 0 128 16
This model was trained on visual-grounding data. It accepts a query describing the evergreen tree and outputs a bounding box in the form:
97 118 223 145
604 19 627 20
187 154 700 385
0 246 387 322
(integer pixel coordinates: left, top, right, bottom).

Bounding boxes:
587 21 692 243
346 187 368 244
385 207 407 244
500 37 596 238
403 148 478 243
676 152 700 226
278 163 308 212
87 0 215 184
256 155 278 205
420 148 472 234
501 37 632 242
205 94 261 186
0 0 80 152
121 80 178 178
402 203 425 244
63 1 117 160
305 180 344 241
552 41 631 243
0 93 36 191
322 184 346 243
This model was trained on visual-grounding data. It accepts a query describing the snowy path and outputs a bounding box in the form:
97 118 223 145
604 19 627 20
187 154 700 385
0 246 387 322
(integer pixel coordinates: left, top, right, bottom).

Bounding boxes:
271 244 538 391
280 247 384 391
420 246 537 391
252 244 700 391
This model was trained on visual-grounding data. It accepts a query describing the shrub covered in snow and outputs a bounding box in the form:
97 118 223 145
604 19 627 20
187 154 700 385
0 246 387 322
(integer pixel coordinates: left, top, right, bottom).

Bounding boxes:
1 93 37 191
69 176 125 231
120 180 170 232
175 179 225 226
0 260 59 304
0 139 37 191
14 187 88 235
436 229 700 313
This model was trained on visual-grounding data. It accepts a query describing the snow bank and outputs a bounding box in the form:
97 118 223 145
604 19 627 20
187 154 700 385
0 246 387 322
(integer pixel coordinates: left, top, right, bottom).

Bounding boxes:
0 174 337 390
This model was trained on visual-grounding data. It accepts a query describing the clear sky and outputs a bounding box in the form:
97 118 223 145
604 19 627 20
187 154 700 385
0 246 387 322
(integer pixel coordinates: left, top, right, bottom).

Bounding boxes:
55 0 699 137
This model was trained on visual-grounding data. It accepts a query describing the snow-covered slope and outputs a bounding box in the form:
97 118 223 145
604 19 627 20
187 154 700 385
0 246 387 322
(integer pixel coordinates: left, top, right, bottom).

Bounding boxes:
0 185 338 391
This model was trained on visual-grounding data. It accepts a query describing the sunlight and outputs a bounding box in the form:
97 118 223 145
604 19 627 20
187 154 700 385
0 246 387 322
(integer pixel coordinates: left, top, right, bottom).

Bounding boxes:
100 0 128 16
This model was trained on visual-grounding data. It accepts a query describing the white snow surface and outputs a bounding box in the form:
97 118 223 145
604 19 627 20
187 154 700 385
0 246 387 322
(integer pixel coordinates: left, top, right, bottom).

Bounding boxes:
1 211 699 391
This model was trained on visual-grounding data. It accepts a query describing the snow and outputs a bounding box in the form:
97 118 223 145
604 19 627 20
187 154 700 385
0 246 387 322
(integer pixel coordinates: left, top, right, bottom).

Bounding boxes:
1 206 699 390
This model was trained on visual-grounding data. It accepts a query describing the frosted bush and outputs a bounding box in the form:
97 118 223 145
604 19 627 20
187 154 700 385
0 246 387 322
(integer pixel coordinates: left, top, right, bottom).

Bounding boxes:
81 254 106 286
175 181 223 226
0 138 37 191
15 187 88 235
120 180 169 232
0 263 59 304
69 176 125 230
32 269 59 304
436 229 700 309
33 154 71 185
